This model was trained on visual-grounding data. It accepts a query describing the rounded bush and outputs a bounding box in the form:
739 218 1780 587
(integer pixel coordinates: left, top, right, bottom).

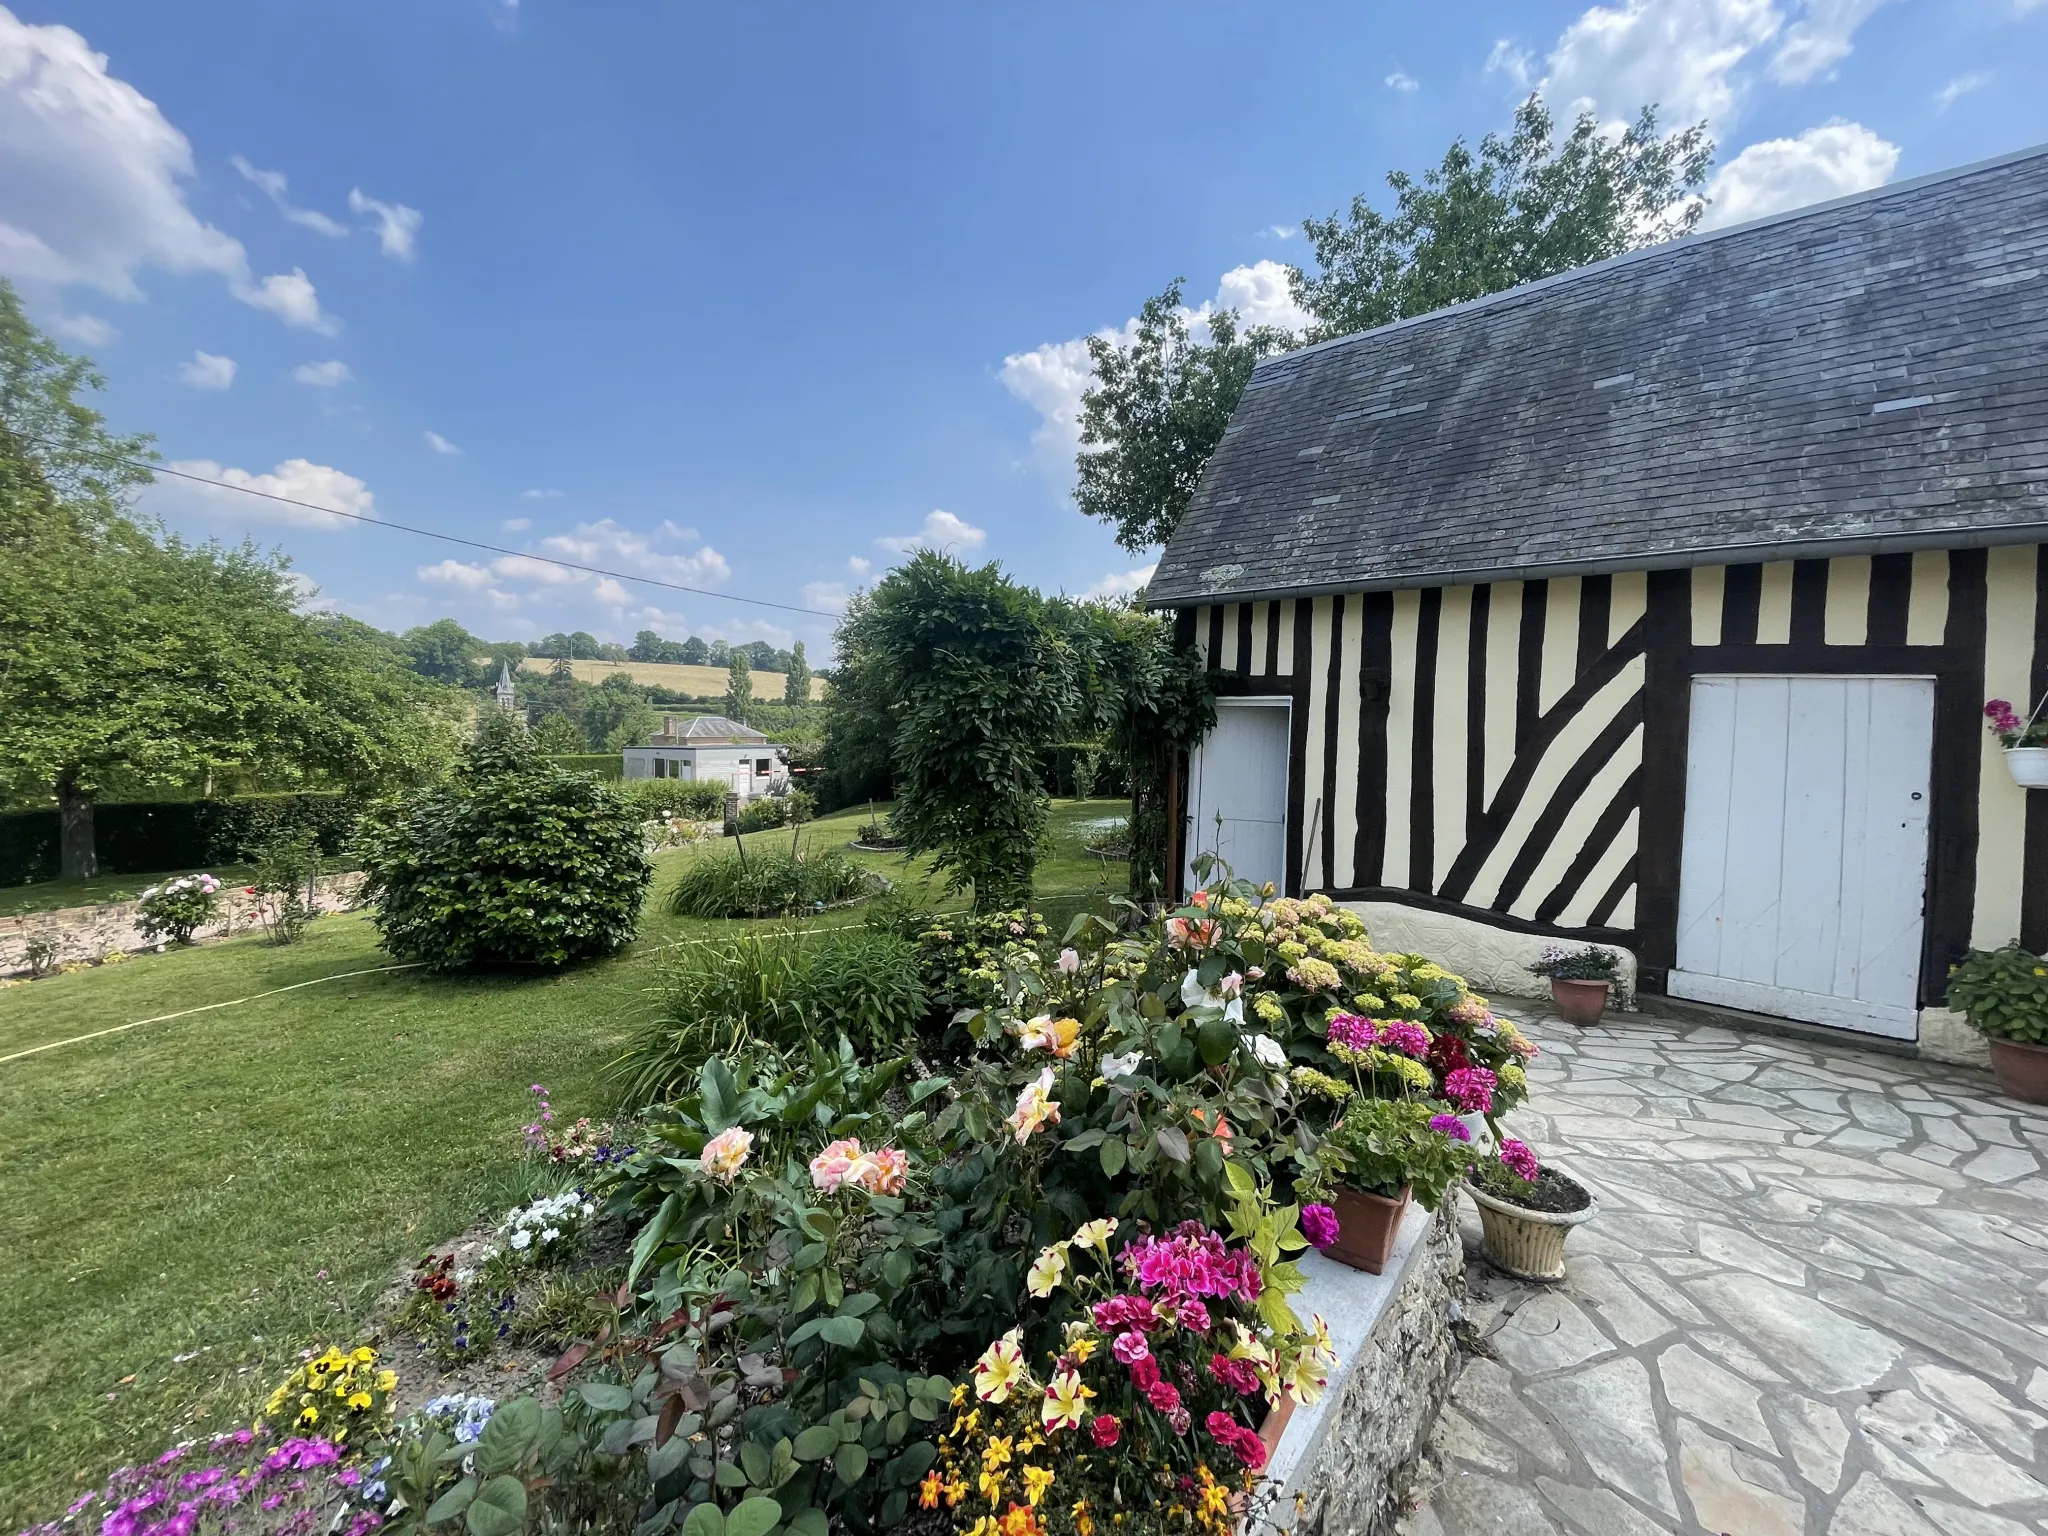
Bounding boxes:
357 719 652 970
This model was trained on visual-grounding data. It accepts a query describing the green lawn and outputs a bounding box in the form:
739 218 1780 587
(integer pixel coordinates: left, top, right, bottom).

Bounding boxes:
2 867 269 919
0 800 1127 1527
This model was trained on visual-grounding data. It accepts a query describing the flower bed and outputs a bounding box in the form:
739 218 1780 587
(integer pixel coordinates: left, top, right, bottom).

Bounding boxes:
22 866 1548 1536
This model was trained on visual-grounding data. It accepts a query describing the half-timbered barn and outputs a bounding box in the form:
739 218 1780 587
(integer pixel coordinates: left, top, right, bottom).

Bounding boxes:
1147 146 2048 1056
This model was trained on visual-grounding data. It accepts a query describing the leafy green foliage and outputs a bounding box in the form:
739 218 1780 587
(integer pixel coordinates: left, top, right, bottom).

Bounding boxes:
723 652 753 724
783 641 811 704
356 716 652 969
1307 1097 1471 1210
1948 943 2048 1044
1291 96 1712 342
1076 282 1295 554
631 778 729 819
665 846 874 921
848 552 1081 911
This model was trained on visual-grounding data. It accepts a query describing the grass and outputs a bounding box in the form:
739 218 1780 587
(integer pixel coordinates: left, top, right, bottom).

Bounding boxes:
0 800 1127 1526
2 868 263 919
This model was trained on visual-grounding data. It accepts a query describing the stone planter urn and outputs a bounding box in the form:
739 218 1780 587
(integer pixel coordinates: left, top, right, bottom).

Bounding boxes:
2004 746 2048 789
1549 977 1611 1026
1987 1037 2048 1104
1467 1173 1598 1282
1325 1185 1411 1275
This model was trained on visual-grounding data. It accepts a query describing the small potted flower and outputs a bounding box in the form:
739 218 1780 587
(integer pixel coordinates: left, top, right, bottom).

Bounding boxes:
1529 943 1621 1026
1946 943 2048 1103
1300 1097 1472 1275
1464 1138 1596 1281
1985 698 2048 788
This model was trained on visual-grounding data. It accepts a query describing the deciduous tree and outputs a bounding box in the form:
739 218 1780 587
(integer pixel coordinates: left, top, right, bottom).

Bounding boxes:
723 650 753 723
783 640 810 704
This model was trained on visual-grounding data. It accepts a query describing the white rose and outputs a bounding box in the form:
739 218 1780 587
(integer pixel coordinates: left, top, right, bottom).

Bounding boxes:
1099 1051 1142 1082
1246 1034 1288 1070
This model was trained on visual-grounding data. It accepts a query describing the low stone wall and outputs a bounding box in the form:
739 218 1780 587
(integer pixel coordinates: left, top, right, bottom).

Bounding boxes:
0 873 366 977
1253 1205 1464 1534
1339 900 1638 1010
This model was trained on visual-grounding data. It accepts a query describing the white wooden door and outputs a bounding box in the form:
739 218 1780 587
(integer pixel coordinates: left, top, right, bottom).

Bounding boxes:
1672 675 1933 1038
1185 699 1291 893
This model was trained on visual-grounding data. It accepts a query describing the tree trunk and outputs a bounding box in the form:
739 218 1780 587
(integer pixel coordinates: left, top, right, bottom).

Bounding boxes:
57 769 97 880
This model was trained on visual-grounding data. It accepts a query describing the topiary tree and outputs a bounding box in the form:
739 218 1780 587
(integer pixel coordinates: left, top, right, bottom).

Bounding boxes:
723 649 752 723
356 713 652 969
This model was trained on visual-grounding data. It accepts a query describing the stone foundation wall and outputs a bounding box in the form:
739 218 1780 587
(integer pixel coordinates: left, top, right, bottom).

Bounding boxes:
1915 1005 1992 1068
1339 900 1638 1010
0 873 366 977
1254 1207 1465 1534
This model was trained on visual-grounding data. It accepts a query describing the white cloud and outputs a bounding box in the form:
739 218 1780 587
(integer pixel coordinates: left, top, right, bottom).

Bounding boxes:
1770 0 1891 85
877 509 987 554
502 516 532 531
348 188 422 261
847 555 872 578
284 570 338 612
520 487 563 499
47 309 114 345
592 577 631 605
238 268 338 333
0 13 342 331
1485 38 1536 87
803 581 851 613
491 553 578 585
292 358 352 386
1263 224 1299 240
231 154 346 237
1543 0 1782 130
1935 71 1989 110
1000 262 1309 473
1385 70 1420 92
1084 564 1157 602
148 457 376 530
535 519 732 587
1699 119 1899 228
424 431 461 455
175 349 234 389
418 558 492 589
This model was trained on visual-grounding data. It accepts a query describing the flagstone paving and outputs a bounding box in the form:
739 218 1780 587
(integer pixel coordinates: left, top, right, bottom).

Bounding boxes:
1399 1011 2048 1536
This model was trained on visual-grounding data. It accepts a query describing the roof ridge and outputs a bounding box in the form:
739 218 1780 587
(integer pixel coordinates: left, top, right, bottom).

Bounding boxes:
1258 137 2048 376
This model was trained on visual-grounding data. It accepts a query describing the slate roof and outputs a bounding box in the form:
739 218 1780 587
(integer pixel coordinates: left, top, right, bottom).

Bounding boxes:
1148 144 2048 607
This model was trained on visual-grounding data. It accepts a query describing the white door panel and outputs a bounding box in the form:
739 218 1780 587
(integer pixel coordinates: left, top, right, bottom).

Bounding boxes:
1672 675 1932 1038
1185 700 1290 893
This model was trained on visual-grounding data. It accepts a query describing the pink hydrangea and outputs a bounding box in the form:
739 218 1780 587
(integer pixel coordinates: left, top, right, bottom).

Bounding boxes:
1499 1138 1541 1182
1326 1014 1376 1052
1442 1065 1497 1114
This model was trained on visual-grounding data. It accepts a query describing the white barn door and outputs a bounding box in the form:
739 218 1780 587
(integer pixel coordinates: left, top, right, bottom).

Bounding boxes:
1185 699 1290 894
1672 675 1933 1038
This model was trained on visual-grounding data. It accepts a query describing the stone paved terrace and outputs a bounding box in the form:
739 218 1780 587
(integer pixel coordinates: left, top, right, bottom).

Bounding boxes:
1400 1009 2048 1536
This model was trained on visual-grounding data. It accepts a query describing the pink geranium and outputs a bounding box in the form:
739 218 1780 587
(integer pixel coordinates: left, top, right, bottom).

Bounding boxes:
1442 1066 1498 1114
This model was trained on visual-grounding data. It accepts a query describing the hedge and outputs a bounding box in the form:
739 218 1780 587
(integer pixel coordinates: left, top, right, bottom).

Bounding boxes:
546 753 624 780
0 792 364 888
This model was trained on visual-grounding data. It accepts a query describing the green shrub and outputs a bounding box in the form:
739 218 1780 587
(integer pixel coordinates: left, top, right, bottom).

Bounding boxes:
736 787 815 832
1948 943 2048 1044
665 845 874 919
627 777 725 819
356 716 652 969
617 927 930 1102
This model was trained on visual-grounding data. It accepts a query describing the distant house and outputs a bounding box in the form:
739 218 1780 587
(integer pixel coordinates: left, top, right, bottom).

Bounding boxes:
1147 147 2048 1052
622 715 788 800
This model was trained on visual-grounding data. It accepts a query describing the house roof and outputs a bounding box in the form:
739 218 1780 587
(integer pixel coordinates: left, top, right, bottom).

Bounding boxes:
1148 143 2048 608
651 715 770 745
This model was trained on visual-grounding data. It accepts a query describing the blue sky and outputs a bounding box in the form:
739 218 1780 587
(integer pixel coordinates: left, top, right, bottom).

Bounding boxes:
5 1 2048 661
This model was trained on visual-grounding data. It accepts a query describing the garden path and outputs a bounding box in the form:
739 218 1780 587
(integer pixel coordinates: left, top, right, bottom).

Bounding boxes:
1399 1010 2048 1536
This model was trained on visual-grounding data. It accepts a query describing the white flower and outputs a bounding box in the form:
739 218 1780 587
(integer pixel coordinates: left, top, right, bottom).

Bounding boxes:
1180 970 1208 1008
1057 948 1081 975
540 1227 562 1243
1246 1034 1288 1070
509 1230 532 1250
580 1203 595 1218
1099 1050 1142 1082
1224 997 1245 1026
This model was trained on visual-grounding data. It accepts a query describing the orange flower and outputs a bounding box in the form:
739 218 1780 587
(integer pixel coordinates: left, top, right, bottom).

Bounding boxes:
920 1471 944 1510
1188 1106 1235 1154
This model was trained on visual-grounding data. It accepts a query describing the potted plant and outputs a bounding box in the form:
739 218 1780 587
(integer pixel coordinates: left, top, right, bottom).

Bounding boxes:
1301 1097 1472 1275
1985 698 2048 788
1464 1138 1596 1281
1947 943 2048 1103
1529 943 1621 1025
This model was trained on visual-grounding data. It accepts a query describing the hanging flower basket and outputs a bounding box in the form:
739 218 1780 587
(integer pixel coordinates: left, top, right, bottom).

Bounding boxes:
2004 747 2048 790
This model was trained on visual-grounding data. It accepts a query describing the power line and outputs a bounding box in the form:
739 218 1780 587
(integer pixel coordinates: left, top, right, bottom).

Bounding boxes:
32 442 822 617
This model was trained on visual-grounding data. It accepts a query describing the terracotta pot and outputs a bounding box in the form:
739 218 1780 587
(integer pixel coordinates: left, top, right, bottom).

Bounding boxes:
1466 1175 1598 1282
1258 1395 1296 1461
1988 1037 2048 1104
1550 977 1611 1026
1325 1185 1411 1274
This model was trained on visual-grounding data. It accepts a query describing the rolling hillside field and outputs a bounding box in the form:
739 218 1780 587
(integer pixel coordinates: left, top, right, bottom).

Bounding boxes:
517 657 828 699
